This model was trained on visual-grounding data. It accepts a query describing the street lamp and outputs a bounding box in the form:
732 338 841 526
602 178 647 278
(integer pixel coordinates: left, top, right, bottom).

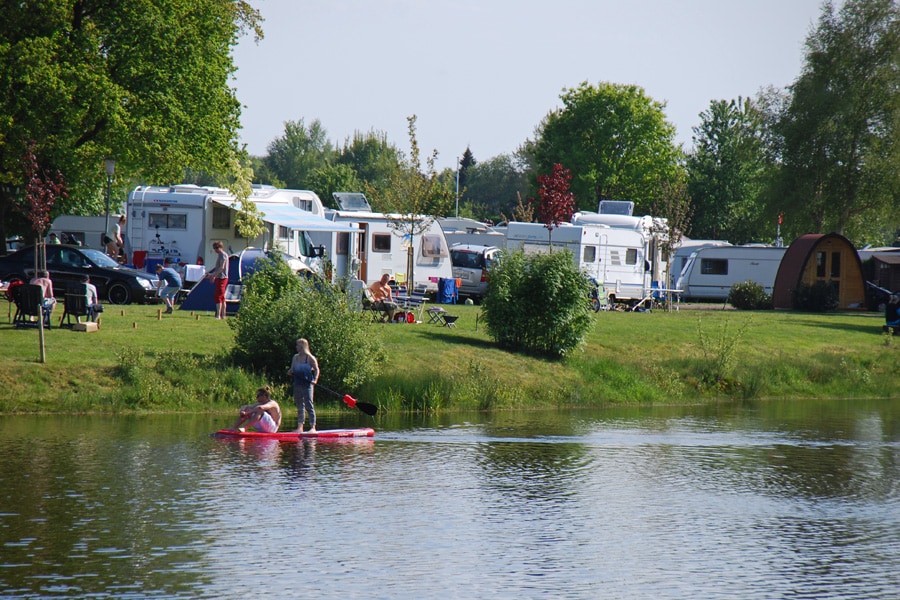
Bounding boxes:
455 156 460 219
103 158 116 243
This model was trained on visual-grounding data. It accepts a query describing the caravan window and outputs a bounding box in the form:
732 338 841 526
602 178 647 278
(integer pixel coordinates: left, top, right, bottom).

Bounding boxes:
278 225 291 241
212 206 230 229
701 258 728 275
336 232 349 256
149 213 187 230
625 248 638 265
583 246 597 263
831 252 841 277
293 197 315 212
816 252 826 277
372 233 391 253
421 234 448 258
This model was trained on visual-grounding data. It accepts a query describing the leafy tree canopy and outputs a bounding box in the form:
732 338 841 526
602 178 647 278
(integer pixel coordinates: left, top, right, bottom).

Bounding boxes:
776 0 900 244
0 0 261 246
687 97 772 244
530 81 684 213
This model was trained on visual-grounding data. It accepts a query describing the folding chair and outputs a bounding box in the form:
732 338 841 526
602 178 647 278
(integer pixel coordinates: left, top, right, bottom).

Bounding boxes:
362 288 386 323
13 284 52 329
59 284 92 327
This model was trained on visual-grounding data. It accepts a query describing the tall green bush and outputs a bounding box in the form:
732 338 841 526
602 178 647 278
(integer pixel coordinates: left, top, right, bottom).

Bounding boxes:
230 256 384 392
481 249 593 357
791 281 839 312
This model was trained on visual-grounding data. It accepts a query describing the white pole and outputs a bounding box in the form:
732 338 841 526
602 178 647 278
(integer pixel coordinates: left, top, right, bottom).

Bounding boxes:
455 156 460 219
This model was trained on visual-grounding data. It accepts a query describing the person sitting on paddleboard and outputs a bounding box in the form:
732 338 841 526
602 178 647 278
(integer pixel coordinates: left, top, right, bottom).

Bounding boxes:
228 386 282 433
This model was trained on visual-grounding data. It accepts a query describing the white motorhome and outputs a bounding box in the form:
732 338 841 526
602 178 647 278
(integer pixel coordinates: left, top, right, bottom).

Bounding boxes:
308 192 453 290
675 245 788 301
125 184 356 273
504 221 659 304
49 214 126 251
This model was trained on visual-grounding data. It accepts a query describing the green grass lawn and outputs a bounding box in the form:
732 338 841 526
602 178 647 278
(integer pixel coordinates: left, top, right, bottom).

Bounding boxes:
1 300 897 414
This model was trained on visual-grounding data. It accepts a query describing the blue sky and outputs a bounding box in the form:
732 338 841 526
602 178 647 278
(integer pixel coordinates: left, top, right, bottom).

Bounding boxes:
233 0 830 170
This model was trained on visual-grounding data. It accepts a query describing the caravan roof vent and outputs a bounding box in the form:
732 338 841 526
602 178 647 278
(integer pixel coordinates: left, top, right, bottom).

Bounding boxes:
333 192 372 212
598 200 634 216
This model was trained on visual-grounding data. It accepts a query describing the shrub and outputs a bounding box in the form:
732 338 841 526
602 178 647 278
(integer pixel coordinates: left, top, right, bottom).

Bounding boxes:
481 249 593 357
791 281 839 312
230 255 384 392
728 280 772 310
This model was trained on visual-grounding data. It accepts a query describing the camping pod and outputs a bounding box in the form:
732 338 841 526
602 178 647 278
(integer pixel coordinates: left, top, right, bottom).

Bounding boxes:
772 233 866 310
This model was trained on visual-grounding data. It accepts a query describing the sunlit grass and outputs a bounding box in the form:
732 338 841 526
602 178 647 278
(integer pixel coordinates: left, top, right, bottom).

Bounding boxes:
1 301 897 414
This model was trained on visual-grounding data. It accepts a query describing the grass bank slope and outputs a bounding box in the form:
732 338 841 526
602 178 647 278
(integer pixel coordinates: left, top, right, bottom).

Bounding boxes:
1 303 896 414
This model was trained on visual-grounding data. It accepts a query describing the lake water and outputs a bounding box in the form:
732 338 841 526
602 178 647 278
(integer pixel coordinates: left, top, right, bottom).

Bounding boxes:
1 400 898 599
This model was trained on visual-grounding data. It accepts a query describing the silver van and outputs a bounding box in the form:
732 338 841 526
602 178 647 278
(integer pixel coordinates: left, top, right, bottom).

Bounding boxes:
450 244 502 302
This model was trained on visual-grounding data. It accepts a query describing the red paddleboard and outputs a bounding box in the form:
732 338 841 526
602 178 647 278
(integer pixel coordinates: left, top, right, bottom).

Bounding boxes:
213 428 374 440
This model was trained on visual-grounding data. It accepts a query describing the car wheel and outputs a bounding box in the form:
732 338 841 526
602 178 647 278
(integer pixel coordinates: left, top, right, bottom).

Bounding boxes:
108 282 131 305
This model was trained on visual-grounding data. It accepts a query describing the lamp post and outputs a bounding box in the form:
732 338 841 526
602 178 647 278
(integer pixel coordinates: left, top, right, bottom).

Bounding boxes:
103 158 116 242
455 156 460 219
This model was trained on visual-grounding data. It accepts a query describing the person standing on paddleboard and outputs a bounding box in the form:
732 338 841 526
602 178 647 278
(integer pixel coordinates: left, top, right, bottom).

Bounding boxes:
288 338 319 434
228 386 282 433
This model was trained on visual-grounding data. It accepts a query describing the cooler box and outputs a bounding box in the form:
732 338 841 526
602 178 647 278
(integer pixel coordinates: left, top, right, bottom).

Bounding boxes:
438 277 458 304
132 250 147 269
145 258 164 273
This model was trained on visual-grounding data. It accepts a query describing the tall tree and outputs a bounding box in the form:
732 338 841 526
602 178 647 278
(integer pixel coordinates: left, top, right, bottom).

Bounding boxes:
336 130 402 198
264 118 335 190
686 97 772 243
367 115 455 286
0 0 262 249
777 0 900 243
462 153 529 222
535 163 575 247
307 164 362 208
458 146 476 197
529 81 683 213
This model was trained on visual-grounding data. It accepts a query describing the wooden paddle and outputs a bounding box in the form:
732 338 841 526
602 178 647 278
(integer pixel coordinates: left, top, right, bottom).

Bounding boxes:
315 383 378 416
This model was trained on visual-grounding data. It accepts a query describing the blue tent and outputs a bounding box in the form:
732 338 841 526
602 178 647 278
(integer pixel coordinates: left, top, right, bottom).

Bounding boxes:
179 250 274 314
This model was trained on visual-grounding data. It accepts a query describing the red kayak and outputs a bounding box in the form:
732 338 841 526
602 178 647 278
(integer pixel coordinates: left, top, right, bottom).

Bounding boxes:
213 428 374 440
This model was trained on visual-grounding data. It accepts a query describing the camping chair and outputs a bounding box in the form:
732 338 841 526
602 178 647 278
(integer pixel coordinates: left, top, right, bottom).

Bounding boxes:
398 283 429 322
59 284 91 327
362 288 384 322
13 283 52 329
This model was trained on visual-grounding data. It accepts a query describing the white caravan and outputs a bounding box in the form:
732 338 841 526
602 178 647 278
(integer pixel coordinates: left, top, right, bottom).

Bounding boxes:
667 239 733 289
675 245 788 301
308 192 453 291
125 184 356 273
49 214 126 251
504 221 660 304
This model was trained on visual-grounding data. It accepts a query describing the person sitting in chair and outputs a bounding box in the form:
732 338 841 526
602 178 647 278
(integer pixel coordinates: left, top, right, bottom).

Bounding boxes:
29 270 56 312
368 273 398 322
83 275 103 322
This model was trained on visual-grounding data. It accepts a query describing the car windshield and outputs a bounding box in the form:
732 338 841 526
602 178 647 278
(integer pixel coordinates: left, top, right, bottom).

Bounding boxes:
81 248 120 267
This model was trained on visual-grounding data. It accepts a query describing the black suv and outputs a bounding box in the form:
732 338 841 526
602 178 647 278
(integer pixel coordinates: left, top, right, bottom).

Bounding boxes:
0 245 160 304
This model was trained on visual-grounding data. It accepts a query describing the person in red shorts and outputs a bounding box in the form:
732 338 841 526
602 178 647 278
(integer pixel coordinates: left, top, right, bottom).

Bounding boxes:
206 240 229 319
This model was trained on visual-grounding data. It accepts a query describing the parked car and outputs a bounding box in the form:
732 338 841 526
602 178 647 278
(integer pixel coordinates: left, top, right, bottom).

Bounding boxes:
0 245 160 304
450 243 502 302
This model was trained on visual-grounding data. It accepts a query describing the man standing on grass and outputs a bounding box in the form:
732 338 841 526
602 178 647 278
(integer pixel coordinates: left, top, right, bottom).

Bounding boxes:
206 241 229 320
155 259 182 315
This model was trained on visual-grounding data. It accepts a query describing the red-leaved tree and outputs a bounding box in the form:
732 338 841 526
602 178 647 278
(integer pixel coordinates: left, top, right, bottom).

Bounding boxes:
17 141 67 272
536 163 575 247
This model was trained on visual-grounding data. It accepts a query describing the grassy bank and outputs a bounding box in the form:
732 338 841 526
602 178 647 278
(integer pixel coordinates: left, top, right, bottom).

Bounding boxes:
1 302 897 415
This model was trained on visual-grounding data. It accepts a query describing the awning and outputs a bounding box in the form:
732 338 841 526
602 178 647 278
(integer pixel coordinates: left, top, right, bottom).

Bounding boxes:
212 199 360 233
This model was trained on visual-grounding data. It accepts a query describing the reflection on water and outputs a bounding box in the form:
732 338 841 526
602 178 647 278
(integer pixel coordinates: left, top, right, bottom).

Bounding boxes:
1 400 898 599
